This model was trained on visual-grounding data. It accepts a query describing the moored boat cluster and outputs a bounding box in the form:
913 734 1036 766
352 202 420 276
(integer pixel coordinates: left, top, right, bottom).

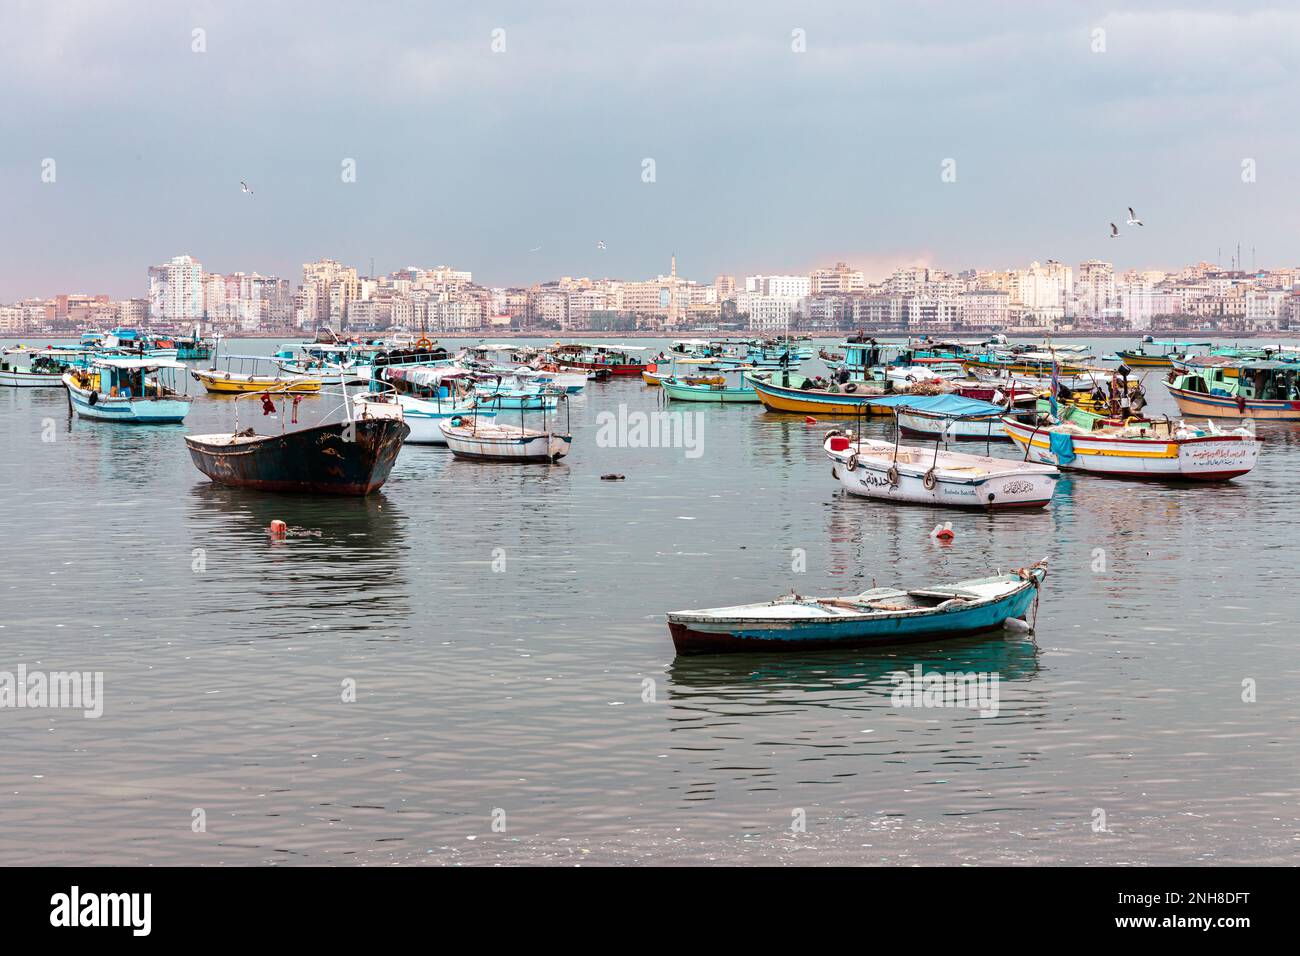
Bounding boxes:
6 329 1286 654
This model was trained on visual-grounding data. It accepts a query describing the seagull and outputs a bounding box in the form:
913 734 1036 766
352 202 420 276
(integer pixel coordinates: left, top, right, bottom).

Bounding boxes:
1109 222 1120 238
597 240 606 250
1126 206 1144 226
529 245 542 253
240 181 253 194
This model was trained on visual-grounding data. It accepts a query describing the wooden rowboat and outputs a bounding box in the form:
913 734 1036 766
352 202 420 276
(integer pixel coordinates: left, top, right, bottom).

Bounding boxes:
667 564 1047 654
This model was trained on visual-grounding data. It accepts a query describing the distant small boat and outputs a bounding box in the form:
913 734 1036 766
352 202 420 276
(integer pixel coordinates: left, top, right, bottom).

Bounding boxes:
439 416 572 463
1 347 92 388
63 357 193 424
667 564 1048 654
661 369 760 403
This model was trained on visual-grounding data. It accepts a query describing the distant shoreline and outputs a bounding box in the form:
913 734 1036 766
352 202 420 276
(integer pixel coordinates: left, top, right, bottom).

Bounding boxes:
7 328 1299 342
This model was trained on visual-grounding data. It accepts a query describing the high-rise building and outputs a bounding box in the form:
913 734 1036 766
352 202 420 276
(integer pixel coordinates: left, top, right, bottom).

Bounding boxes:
148 255 204 323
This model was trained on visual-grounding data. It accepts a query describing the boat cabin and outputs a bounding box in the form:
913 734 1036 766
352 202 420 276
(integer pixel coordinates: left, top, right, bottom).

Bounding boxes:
1176 360 1300 401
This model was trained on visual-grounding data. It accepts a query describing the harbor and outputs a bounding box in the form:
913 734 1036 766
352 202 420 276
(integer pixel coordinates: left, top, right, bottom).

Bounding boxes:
2 334 1297 865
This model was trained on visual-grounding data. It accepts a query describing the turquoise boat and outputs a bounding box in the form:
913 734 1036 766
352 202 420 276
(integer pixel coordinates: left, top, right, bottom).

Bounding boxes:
63 357 193 424
661 369 759 403
667 564 1047 654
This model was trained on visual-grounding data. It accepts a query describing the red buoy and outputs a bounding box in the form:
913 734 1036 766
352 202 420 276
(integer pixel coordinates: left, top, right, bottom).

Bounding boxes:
805 416 817 425
269 520 288 538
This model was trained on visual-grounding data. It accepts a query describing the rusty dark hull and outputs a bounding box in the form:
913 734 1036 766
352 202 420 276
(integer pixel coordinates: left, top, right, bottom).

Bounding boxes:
185 419 409 495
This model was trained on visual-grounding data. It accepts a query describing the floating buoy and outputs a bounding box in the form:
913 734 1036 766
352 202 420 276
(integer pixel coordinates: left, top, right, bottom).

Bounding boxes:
600 473 625 481
930 522 955 541
269 520 288 538
805 416 817 425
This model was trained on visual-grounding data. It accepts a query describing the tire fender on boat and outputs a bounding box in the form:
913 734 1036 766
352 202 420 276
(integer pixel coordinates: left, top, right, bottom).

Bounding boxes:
886 465 900 486
922 468 937 491
845 452 858 471
88 390 98 406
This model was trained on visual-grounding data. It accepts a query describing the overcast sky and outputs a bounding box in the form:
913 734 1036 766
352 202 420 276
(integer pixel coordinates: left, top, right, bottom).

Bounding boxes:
1 1 1296 299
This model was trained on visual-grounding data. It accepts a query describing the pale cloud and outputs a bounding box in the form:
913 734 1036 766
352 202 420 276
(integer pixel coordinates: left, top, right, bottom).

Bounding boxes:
1 1 1297 300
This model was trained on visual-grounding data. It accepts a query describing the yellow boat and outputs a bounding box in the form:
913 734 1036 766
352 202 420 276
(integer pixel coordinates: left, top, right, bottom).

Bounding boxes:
750 373 894 416
191 368 322 394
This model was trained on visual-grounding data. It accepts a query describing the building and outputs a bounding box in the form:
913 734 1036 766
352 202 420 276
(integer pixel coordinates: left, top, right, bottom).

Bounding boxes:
148 255 204 324
745 274 812 298
735 290 799 332
810 262 865 295
956 290 1010 329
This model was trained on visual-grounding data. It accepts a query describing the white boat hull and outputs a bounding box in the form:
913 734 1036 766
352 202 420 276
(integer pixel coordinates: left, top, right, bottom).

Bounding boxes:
440 421 572 461
0 369 64 387
62 373 191 424
825 436 1059 509
1002 419 1261 479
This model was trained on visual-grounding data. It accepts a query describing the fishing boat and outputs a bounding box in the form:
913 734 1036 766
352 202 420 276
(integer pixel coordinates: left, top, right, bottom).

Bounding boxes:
0 347 92 388
824 415 1060 509
666 563 1048 654
63 357 193 424
750 370 894 415
1003 407 1262 480
185 386 408 494
439 415 572 462
549 343 649 376
191 364 322 394
660 367 759 403
369 366 493 445
1115 338 1211 368
1164 359 1300 420
175 336 213 361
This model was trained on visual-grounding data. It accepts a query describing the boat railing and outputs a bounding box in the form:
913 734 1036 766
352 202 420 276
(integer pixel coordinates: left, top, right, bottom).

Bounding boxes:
227 377 399 435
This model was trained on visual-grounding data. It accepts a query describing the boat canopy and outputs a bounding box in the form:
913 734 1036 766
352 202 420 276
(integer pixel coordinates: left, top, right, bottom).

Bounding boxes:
863 393 1005 418
92 357 188 371
1154 340 1212 347
387 366 471 386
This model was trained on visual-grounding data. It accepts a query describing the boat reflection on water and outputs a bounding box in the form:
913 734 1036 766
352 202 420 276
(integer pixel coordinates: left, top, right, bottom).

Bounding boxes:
183 482 411 640
666 633 1041 709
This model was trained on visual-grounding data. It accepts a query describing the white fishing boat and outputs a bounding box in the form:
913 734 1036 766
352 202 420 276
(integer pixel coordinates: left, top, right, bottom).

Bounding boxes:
824 426 1060 509
439 416 572 462
1002 408 1262 480
0 347 92 387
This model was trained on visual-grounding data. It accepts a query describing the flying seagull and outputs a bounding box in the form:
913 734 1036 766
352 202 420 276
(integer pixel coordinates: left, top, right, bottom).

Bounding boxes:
529 245 542 253
240 181 253 194
1126 206 1144 226
597 240 606 250
1109 222 1120 238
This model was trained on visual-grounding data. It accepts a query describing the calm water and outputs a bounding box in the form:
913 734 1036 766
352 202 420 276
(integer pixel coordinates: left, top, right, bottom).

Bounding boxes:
1 337 1297 865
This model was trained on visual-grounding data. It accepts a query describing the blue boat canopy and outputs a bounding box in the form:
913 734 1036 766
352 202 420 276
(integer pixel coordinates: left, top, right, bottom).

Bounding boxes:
863 393 1005 418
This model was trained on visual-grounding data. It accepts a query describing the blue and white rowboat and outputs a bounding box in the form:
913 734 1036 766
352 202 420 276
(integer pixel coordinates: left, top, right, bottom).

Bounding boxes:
667 565 1047 654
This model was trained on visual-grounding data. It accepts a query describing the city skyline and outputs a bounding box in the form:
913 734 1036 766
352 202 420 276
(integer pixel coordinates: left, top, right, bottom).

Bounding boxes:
5 250 1297 336
4 2 1299 300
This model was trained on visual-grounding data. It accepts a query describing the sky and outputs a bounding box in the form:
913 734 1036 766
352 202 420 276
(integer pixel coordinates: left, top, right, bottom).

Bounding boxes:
1 0 1297 300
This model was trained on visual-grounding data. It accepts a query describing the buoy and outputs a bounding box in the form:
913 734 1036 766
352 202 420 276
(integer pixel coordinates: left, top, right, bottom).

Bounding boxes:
930 522 955 541
269 520 288 538
805 416 817 425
